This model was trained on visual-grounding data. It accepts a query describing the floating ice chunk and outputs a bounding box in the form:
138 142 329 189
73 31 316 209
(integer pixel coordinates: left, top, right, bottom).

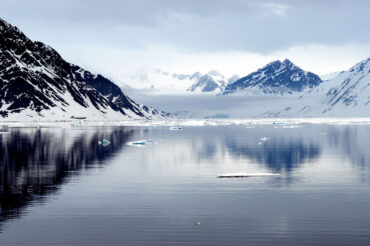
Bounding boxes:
98 140 102 145
102 139 110 146
259 137 269 141
320 132 328 135
217 172 280 178
0 131 10 134
258 142 262 145
127 139 151 147
195 222 201 226
169 126 182 130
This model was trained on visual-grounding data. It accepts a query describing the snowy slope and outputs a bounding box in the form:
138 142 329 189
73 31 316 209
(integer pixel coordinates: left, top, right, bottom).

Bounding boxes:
263 58 370 117
312 57 370 116
0 18 170 121
186 70 227 93
224 59 322 95
320 71 343 81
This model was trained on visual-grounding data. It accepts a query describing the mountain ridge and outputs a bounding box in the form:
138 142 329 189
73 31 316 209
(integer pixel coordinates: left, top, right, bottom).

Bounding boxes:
0 18 170 120
223 59 322 95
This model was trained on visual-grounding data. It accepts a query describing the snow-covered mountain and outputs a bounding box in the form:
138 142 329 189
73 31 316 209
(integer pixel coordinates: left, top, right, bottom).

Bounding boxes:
259 57 370 117
304 57 370 116
224 59 322 95
123 69 238 94
319 71 343 81
186 70 228 93
111 58 370 119
0 18 170 120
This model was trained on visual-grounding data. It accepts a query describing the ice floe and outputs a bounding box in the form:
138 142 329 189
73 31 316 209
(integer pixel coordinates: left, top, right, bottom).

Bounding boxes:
98 139 111 146
127 139 152 147
217 172 280 178
102 139 111 146
259 137 269 141
169 126 182 130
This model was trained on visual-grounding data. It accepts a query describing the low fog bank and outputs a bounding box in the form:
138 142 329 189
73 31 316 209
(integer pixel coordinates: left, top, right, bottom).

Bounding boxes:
125 89 296 118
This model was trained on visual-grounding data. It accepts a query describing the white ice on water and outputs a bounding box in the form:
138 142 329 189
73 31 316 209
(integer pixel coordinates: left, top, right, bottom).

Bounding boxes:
169 126 182 130
217 172 280 178
1 117 370 128
126 139 152 147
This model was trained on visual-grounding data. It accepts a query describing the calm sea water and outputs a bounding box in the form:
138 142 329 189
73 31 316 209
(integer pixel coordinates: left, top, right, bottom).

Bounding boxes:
0 124 370 245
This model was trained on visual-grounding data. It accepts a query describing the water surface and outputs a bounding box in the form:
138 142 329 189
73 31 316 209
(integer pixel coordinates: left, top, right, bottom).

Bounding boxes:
0 124 370 245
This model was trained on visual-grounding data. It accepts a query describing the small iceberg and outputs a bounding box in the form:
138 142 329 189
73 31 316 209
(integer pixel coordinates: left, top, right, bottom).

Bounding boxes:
98 140 110 146
169 126 182 131
217 172 280 178
259 137 269 141
127 139 152 147
102 139 110 146
98 139 110 146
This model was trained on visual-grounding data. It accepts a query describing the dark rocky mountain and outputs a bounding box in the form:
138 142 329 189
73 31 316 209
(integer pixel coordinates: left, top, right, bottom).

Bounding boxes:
0 18 170 120
223 59 322 95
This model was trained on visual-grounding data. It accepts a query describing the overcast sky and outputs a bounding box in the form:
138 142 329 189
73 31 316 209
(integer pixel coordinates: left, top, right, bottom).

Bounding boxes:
1 0 370 82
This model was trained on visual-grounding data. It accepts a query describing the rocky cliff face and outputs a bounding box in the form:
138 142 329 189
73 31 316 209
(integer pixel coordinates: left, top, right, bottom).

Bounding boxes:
0 18 170 120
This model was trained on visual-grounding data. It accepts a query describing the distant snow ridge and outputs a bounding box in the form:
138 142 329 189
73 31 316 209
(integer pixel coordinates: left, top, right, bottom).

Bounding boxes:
0 18 170 120
224 59 322 95
317 57 370 115
264 57 370 117
186 70 228 93
319 71 343 81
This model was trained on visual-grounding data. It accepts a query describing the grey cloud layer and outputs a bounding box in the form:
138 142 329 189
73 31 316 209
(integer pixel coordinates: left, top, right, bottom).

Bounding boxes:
1 0 369 53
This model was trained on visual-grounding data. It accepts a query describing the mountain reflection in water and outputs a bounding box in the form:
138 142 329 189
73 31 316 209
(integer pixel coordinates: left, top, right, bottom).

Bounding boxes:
0 124 370 246
0 127 134 230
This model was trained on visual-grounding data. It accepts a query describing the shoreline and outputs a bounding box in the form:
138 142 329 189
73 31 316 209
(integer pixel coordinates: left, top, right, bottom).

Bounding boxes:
1 117 370 127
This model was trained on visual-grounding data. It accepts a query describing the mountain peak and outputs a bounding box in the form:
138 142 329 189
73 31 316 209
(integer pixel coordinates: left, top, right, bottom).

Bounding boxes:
350 57 370 72
0 19 169 120
0 18 24 37
283 58 292 64
0 18 11 29
187 71 227 93
224 59 322 95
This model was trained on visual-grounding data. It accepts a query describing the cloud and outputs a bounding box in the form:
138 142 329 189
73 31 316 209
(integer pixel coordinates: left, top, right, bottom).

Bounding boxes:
0 0 368 85
2 0 369 54
264 3 290 16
